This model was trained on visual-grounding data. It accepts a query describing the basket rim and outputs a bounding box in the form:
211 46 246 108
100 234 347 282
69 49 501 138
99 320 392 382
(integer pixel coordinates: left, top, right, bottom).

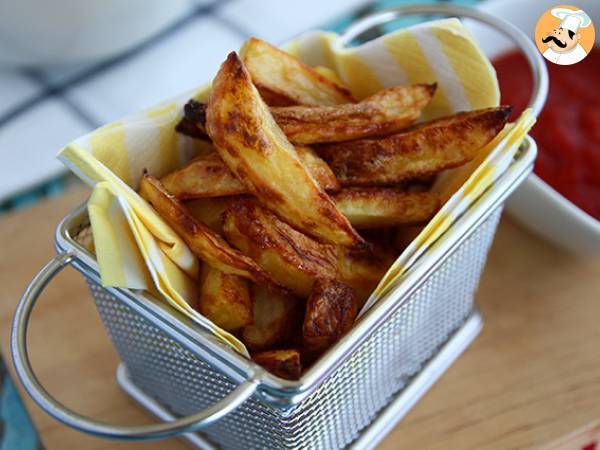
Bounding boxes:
54 136 536 408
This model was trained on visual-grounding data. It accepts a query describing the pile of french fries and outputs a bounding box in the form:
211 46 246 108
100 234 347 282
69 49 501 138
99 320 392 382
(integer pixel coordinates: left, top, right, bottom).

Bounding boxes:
140 37 510 380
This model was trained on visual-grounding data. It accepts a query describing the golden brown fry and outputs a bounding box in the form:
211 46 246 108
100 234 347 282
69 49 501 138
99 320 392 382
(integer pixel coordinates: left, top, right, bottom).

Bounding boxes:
294 145 340 192
206 52 362 246
162 145 339 199
162 152 247 199
252 349 302 380
273 84 436 144
242 285 298 351
175 117 206 139
186 196 237 233
223 199 338 297
318 107 511 186
199 265 252 331
139 174 277 286
336 246 395 307
240 37 354 106
302 279 358 355
333 188 439 229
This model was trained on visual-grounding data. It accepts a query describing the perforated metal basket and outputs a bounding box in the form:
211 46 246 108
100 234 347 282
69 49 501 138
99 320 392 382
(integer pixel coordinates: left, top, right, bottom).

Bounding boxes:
11 5 547 450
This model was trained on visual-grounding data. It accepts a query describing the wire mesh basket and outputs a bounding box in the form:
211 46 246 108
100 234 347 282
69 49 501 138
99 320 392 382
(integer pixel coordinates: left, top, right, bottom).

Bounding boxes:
11 5 546 449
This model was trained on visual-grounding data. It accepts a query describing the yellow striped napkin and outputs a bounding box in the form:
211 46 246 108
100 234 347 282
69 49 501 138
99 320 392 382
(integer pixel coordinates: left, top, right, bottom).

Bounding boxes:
58 19 532 355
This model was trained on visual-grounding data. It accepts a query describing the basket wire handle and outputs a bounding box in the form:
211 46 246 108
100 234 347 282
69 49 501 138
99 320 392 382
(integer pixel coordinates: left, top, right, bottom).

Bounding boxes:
335 4 549 117
11 253 259 441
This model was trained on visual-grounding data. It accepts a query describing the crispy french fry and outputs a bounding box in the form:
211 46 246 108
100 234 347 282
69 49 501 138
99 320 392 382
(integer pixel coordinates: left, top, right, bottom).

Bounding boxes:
318 107 511 186
333 188 439 228
162 152 247 199
175 99 210 139
206 52 362 246
273 84 436 144
223 199 338 297
139 174 277 286
294 145 340 191
240 37 354 106
175 117 206 139
179 83 433 144
162 145 339 199
302 279 358 355
252 349 302 380
186 196 237 233
242 285 298 351
336 246 395 307
199 265 252 331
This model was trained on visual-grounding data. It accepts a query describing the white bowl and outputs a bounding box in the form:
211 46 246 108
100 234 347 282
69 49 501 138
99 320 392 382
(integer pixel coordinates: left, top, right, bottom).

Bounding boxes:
0 0 191 68
467 0 600 254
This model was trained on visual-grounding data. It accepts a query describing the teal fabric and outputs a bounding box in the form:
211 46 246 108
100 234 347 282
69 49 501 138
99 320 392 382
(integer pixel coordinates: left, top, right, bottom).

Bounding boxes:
0 358 43 449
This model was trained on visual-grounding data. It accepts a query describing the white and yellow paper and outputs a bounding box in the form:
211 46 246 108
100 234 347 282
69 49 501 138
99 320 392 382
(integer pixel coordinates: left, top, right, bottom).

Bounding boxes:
58 19 534 355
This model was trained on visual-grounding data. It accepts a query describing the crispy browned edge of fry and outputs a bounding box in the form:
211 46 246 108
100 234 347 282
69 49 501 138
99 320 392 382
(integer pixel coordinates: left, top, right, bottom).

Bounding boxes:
332 188 440 228
252 349 302 380
240 37 355 106
318 106 512 186
222 198 338 297
139 173 279 288
205 51 364 247
273 83 436 144
175 99 209 138
302 279 358 356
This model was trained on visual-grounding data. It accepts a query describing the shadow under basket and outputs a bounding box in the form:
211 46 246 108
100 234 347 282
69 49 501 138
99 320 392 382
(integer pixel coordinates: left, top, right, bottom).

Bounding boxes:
12 136 533 449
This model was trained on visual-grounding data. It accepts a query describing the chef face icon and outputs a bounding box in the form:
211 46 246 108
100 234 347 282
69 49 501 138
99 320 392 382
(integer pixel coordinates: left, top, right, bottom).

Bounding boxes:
542 26 580 53
535 6 595 65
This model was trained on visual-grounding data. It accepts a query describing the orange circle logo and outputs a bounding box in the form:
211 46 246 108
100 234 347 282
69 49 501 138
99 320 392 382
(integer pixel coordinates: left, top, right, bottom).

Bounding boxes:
535 5 595 65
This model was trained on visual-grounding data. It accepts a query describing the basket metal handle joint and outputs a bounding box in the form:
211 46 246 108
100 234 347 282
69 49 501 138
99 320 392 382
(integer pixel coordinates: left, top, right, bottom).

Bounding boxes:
11 252 258 441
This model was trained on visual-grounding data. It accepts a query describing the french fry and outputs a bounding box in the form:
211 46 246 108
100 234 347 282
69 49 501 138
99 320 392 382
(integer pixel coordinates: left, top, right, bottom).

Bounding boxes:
318 107 511 186
179 83 434 145
199 265 252 331
273 84 436 144
240 37 354 106
186 196 237 233
252 349 302 380
162 152 247 199
242 285 298 351
333 188 439 228
302 279 358 355
206 52 362 247
175 99 209 139
162 145 339 199
294 145 340 191
139 174 277 286
336 246 395 307
223 199 338 297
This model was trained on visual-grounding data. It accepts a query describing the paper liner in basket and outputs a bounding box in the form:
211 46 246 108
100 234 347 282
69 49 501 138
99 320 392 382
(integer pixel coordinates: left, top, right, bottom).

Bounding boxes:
58 18 533 355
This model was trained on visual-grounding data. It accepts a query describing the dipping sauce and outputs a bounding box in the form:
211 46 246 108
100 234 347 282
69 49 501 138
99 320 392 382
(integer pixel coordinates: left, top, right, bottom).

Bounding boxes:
493 47 600 220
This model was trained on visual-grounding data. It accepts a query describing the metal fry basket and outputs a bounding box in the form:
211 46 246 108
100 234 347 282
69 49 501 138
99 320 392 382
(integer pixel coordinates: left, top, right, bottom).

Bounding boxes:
11 5 547 450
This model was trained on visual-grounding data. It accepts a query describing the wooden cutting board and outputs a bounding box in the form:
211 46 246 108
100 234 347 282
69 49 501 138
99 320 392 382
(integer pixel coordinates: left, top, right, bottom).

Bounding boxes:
0 185 599 450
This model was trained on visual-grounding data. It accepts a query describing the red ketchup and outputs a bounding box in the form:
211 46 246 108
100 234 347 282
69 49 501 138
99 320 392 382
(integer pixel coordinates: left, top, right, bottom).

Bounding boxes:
492 47 600 220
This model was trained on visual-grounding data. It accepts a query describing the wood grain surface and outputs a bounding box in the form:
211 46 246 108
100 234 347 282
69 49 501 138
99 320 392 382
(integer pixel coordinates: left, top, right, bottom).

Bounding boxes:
0 185 598 450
